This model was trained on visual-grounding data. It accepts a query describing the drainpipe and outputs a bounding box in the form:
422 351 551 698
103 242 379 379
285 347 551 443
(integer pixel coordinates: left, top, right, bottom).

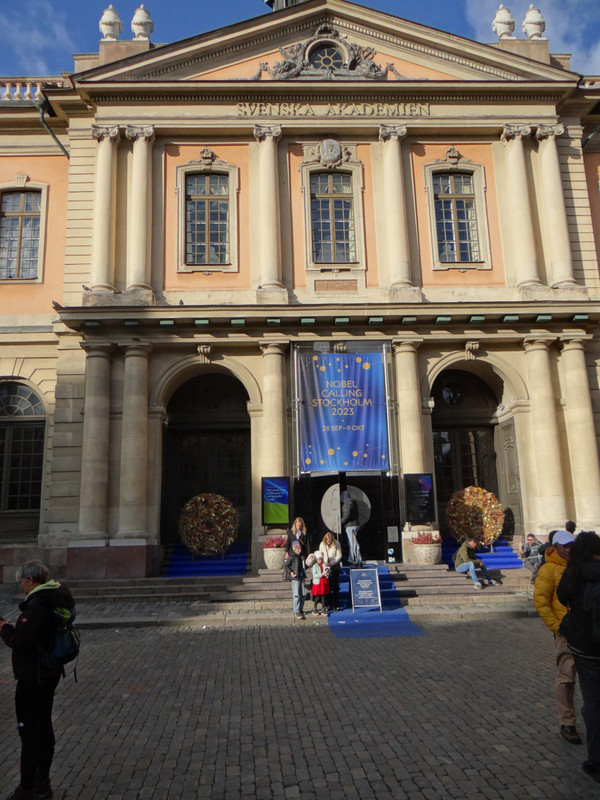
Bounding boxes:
33 97 70 159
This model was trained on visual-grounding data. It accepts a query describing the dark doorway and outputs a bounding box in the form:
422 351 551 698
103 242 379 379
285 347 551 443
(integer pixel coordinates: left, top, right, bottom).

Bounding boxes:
160 372 251 543
432 369 500 534
293 472 399 561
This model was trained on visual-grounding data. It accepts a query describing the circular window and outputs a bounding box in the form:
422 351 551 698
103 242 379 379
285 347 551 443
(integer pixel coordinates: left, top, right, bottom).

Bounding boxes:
309 45 344 70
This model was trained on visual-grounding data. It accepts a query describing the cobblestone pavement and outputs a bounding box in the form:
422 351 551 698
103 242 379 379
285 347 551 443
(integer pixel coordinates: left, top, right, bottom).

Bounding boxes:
1 611 600 800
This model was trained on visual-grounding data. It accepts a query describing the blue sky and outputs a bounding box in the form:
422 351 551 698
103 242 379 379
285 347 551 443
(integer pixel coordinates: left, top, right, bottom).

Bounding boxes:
0 0 599 76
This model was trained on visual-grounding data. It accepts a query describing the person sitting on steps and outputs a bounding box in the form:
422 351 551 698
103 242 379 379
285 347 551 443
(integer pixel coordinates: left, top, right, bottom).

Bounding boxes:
453 536 498 589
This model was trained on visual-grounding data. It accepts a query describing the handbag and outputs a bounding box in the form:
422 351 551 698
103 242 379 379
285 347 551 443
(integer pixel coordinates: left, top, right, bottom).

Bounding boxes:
281 562 292 582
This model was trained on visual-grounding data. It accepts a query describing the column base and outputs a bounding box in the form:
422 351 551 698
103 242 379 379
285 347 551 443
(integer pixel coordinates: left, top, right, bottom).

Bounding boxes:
387 284 422 302
256 285 288 304
83 288 115 305
66 540 162 579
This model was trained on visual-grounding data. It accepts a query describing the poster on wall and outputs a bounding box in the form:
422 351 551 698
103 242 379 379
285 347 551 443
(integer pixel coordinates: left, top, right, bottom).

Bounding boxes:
297 351 389 473
404 473 435 523
261 477 290 526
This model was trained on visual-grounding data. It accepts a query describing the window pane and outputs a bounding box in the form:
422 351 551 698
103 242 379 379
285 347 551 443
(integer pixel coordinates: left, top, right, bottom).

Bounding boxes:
185 174 229 265
0 190 41 279
310 172 356 263
433 173 479 264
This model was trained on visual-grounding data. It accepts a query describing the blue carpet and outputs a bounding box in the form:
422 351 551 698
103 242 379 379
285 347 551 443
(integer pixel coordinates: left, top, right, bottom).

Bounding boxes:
327 565 426 639
166 541 249 577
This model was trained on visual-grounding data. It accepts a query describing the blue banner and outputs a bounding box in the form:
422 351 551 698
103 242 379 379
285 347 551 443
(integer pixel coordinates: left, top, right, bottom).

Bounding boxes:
297 352 389 473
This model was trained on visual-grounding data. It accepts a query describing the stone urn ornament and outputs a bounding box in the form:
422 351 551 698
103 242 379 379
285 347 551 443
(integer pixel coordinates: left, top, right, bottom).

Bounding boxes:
492 4 515 40
99 5 122 40
131 4 154 40
522 5 546 39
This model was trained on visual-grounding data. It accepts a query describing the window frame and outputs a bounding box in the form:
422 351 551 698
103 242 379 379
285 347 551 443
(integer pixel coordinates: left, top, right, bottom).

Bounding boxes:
0 179 48 283
424 158 492 271
300 154 365 274
0 381 46 514
176 159 239 274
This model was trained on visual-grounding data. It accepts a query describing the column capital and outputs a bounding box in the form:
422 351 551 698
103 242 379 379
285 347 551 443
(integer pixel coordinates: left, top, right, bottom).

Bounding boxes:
392 338 423 354
119 341 153 356
379 124 407 143
536 123 564 141
125 124 155 144
522 334 557 352
80 341 114 355
253 124 282 143
92 124 121 144
501 123 531 143
560 334 592 352
259 340 289 356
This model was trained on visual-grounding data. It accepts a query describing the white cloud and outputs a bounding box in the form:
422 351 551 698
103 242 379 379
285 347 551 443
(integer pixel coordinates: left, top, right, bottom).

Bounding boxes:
0 0 75 75
465 0 600 74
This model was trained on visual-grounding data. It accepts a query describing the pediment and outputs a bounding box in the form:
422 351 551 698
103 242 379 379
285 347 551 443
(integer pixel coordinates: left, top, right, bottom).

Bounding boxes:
74 0 578 88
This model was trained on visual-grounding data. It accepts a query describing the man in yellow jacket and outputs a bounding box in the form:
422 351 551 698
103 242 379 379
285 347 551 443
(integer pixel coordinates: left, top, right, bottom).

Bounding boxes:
533 529 581 744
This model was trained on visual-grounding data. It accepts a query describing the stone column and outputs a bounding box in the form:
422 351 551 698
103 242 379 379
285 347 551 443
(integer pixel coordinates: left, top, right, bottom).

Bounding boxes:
78 343 112 538
393 339 426 474
501 124 540 286
259 341 288 477
91 125 120 291
125 125 154 291
379 125 412 288
536 124 575 286
117 343 152 537
560 337 600 526
253 125 285 295
523 336 567 526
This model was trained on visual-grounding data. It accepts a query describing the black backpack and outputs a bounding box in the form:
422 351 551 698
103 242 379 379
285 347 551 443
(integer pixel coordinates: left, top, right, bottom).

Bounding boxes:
39 607 81 679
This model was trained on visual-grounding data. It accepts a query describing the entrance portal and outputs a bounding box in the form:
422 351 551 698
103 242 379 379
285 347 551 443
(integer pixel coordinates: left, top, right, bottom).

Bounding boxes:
160 372 251 543
432 369 501 534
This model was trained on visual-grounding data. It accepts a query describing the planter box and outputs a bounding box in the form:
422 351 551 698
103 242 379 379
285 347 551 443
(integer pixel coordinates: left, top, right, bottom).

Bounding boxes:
412 543 442 565
263 548 286 570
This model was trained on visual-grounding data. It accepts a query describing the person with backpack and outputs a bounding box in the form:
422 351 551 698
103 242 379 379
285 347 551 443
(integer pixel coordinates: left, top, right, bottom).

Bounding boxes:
557 532 600 784
0 560 76 800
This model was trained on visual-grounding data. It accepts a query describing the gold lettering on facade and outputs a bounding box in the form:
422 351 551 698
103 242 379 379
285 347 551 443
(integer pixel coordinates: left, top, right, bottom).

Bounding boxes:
237 102 430 117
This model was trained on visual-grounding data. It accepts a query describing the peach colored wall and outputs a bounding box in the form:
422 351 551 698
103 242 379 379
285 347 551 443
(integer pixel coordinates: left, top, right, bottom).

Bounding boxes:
411 142 506 287
585 152 600 264
163 143 251 290
288 142 378 288
0 155 68 314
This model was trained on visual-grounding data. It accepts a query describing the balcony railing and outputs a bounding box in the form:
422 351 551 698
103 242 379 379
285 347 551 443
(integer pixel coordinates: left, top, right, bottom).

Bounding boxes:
0 79 63 101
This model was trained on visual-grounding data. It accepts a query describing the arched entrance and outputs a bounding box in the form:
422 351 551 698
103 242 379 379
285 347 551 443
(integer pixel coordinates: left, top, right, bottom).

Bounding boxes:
160 372 251 543
432 369 506 534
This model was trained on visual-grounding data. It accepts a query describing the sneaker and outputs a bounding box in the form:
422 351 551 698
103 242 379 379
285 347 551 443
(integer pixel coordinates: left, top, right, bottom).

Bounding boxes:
561 725 582 744
487 579 498 586
582 761 600 782
473 581 483 589
295 612 303 618
312 610 319 616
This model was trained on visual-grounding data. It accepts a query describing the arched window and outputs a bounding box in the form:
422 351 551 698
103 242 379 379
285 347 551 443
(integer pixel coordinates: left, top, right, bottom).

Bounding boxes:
0 382 45 512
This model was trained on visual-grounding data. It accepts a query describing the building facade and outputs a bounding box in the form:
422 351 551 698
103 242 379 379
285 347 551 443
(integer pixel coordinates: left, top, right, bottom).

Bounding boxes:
1 0 600 580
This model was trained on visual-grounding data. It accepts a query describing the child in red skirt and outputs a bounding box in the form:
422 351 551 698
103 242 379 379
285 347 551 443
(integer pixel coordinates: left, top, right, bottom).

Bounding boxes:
311 553 330 615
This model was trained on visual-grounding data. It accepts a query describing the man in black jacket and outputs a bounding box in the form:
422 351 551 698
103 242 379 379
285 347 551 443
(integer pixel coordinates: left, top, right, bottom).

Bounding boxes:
0 560 75 800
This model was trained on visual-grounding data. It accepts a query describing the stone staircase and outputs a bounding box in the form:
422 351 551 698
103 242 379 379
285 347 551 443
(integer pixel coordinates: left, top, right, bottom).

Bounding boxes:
64 561 533 616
